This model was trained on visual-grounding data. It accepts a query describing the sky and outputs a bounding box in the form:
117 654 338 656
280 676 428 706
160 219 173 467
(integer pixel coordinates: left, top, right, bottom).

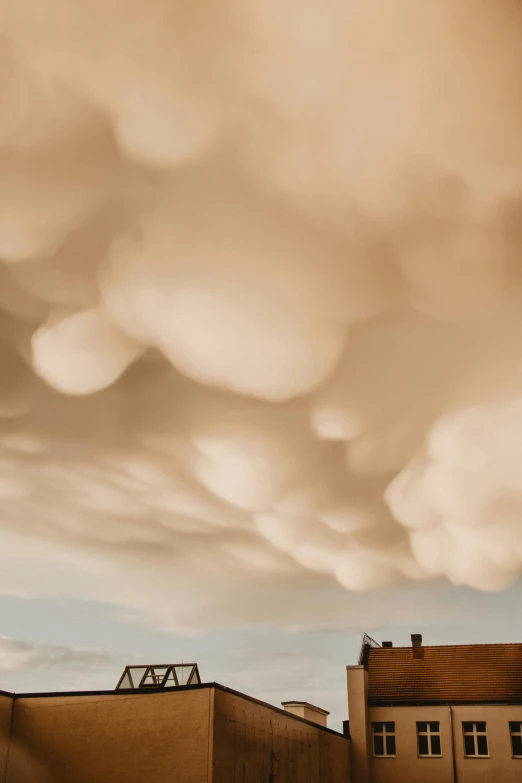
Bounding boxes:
2 581 522 732
1 0 522 735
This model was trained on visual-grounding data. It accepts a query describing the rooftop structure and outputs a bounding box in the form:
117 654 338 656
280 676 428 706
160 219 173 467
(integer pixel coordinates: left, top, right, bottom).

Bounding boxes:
115 663 201 690
0 669 348 783
281 700 330 727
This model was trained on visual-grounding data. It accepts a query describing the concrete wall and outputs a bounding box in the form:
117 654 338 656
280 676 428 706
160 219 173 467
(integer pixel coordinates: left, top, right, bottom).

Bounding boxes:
0 694 14 783
368 704 522 783
7 688 213 783
212 688 350 783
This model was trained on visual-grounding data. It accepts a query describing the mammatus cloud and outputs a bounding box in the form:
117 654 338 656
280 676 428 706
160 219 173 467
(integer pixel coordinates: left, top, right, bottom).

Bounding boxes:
0 0 522 630
386 395 522 592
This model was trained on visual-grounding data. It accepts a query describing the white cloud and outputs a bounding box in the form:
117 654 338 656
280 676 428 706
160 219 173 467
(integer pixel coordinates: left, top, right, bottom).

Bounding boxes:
0 636 112 673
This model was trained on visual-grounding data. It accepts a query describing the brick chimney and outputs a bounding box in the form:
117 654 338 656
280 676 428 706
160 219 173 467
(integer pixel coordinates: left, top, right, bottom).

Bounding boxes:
411 634 424 659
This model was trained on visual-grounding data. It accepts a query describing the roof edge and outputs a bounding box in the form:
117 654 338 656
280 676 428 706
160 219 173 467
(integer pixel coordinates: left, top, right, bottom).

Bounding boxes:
3 682 346 738
369 698 522 707
368 641 522 651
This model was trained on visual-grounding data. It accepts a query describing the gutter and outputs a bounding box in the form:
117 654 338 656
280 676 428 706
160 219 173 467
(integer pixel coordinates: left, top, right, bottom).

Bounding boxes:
448 706 458 783
3 697 15 782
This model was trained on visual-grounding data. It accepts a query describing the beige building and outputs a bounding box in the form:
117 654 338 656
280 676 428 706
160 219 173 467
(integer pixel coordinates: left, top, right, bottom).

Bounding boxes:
347 634 522 783
3 635 520 782
0 662 350 783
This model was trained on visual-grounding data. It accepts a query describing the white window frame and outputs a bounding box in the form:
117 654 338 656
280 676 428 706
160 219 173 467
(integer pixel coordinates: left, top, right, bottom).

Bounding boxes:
462 722 489 758
372 722 396 758
416 721 442 757
510 722 522 759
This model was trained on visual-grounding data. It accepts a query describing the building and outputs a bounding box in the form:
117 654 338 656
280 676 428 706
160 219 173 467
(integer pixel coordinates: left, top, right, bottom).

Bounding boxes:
347 634 522 783
0 662 350 783
3 636 521 782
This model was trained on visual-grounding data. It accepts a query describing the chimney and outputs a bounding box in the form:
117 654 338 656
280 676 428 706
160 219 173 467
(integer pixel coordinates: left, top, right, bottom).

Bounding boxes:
411 634 424 659
382 641 393 648
281 701 329 728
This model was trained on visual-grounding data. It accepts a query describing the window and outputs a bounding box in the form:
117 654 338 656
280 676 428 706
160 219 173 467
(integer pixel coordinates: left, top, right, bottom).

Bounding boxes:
417 722 441 757
462 722 488 757
373 722 396 757
140 666 170 687
510 722 522 758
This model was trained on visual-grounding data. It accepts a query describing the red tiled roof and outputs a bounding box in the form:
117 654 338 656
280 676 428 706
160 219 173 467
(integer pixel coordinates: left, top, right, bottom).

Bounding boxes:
366 643 522 705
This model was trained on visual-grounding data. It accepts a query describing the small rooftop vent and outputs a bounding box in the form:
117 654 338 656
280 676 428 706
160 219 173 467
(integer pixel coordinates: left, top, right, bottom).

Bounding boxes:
116 663 201 690
281 701 329 728
382 641 393 648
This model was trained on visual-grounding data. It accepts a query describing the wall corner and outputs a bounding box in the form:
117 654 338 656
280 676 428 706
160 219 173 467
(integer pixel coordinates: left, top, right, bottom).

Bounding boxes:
207 687 215 783
346 665 371 783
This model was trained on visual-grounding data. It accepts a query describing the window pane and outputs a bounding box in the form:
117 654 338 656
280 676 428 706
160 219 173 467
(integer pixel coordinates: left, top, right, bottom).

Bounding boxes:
418 735 429 756
429 722 440 732
417 722 427 733
477 735 488 756
141 666 169 686
373 723 383 733
188 666 201 685
116 671 132 689
431 735 441 756
174 666 192 685
386 736 396 756
512 735 522 757
128 666 148 687
475 722 486 733
464 735 476 756
384 722 395 733
164 669 177 687
462 722 473 733
509 722 522 733
374 735 384 756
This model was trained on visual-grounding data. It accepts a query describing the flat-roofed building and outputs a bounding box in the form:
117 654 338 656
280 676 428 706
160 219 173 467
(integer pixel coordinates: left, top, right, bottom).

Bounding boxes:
0 663 350 783
347 634 522 783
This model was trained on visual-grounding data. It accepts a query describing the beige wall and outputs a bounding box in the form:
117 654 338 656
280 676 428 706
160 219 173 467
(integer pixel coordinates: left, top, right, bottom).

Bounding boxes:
0 694 14 783
7 688 213 783
3 686 348 783
368 704 522 783
369 706 454 783
453 705 522 783
212 688 350 783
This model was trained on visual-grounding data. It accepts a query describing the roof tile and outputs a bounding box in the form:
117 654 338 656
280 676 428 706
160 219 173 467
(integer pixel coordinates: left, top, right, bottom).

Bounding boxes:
367 643 522 705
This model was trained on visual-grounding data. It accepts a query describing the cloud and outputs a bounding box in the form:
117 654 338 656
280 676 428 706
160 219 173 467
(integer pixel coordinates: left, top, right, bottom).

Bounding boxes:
0 0 520 632
0 636 112 673
386 394 522 591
